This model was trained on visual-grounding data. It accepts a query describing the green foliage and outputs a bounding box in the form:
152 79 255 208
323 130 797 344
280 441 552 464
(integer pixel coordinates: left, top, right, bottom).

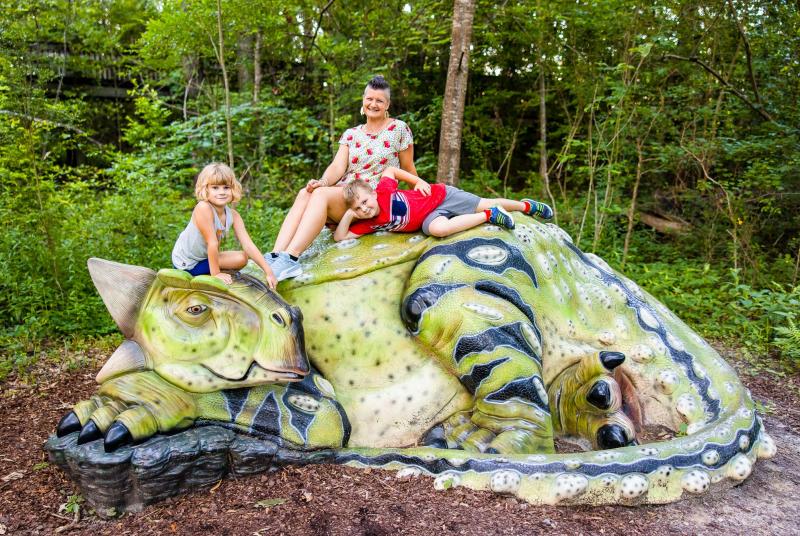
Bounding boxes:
1 0 799 376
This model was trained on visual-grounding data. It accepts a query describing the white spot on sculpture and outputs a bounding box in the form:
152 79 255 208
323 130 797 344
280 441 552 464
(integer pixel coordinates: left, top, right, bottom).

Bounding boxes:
739 435 750 451
639 308 659 329
727 454 753 481
336 239 358 249
681 469 710 494
396 467 422 478
619 474 649 499
490 470 521 493
553 474 589 502
463 302 503 321
597 330 616 346
466 245 509 266
287 394 320 413
630 344 654 363
434 472 461 490
701 450 720 466
656 370 679 394
676 393 698 419
757 432 777 459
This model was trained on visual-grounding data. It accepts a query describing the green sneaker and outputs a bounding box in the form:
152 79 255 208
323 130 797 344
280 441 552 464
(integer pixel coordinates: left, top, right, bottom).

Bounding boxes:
522 199 553 219
488 206 515 229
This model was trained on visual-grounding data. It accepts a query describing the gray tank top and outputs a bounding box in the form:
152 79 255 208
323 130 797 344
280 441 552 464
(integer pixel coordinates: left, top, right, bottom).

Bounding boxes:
171 204 233 269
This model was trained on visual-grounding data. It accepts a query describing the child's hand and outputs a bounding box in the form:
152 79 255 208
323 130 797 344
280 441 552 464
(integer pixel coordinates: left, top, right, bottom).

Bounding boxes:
414 179 431 196
264 269 278 290
214 272 233 285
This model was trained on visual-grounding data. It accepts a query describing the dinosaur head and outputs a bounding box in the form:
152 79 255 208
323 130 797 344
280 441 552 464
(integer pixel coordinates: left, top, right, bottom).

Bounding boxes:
88 258 308 392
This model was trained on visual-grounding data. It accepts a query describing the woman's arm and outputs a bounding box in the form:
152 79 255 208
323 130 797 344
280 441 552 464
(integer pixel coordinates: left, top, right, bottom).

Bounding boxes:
307 145 350 192
398 145 416 176
231 210 277 289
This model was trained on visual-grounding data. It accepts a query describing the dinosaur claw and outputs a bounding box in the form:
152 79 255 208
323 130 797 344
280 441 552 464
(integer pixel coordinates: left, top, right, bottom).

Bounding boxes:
586 380 613 410
597 423 628 449
56 411 82 437
76 420 102 445
599 351 625 371
104 422 133 453
401 289 439 332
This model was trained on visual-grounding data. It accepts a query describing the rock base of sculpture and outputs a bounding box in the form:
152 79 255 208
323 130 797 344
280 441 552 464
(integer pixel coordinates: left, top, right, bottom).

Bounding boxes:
45 426 317 516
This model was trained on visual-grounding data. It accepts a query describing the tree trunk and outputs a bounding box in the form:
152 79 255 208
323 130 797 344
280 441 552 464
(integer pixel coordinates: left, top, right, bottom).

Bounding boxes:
436 0 476 186
237 34 253 93
538 69 556 220
214 0 234 168
252 30 262 105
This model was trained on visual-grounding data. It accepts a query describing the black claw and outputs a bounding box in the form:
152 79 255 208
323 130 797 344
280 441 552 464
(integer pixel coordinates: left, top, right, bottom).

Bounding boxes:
76 420 102 445
401 289 439 332
56 411 82 437
104 422 133 453
587 380 612 410
599 351 625 371
597 424 628 449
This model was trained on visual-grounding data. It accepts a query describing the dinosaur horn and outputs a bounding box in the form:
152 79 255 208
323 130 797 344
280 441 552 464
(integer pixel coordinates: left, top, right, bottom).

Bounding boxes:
88 258 156 338
96 340 149 383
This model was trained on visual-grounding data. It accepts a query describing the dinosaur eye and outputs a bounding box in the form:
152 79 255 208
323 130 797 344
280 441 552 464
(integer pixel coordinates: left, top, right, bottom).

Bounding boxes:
271 312 285 326
186 304 208 315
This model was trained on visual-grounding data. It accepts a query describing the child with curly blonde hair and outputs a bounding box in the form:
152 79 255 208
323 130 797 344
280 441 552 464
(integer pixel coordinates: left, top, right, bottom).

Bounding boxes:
172 162 277 288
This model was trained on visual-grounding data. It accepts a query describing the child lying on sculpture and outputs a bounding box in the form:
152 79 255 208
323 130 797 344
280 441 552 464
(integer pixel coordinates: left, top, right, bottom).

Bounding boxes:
333 167 553 241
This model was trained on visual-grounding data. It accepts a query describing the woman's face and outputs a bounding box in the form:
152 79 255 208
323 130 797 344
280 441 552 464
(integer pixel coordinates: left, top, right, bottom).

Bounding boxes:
362 88 389 120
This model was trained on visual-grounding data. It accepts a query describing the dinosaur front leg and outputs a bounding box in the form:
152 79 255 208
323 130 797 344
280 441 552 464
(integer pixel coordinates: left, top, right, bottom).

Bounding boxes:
57 371 349 452
403 284 554 454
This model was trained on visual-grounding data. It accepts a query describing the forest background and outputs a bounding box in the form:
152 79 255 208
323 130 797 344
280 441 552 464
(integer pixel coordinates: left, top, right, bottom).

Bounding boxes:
1 0 798 380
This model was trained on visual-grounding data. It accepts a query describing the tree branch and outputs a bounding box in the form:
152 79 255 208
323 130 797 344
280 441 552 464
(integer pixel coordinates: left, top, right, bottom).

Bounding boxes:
661 53 773 122
0 110 103 146
726 0 765 110
302 0 336 71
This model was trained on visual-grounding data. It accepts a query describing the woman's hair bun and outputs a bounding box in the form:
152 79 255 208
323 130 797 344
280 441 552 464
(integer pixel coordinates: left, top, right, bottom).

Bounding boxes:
367 75 390 91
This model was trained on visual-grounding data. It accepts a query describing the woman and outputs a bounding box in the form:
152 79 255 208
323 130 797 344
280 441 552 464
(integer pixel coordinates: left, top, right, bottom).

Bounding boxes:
268 75 417 280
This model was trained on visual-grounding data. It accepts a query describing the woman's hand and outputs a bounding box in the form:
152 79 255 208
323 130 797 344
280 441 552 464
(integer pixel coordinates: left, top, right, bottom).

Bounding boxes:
305 179 328 193
214 272 233 285
414 178 431 196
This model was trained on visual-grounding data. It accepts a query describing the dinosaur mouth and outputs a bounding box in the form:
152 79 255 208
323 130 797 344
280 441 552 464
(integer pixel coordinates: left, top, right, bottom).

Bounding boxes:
202 362 304 383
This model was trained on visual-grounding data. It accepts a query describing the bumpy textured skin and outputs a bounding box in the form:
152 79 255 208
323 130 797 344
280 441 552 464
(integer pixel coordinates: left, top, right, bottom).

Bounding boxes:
56 217 776 506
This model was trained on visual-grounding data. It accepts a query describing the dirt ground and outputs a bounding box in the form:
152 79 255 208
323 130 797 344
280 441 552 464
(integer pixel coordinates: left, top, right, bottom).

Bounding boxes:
1 344 798 536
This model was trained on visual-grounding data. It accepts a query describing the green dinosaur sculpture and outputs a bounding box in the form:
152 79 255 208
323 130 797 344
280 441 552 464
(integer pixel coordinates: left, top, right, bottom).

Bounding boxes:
54 216 776 506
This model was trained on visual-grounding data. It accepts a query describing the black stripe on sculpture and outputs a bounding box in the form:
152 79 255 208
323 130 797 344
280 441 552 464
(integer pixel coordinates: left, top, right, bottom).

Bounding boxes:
222 388 251 422
417 238 538 287
485 375 550 413
453 322 541 365
459 357 511 395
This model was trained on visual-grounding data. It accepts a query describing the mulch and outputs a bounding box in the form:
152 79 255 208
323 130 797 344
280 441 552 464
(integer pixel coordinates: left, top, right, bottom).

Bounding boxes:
0 344 797 536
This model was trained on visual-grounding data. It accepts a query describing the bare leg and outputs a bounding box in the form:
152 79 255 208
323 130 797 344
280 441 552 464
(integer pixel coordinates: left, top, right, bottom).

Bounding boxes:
219 251 248 269
475 198 526 212
285 188 348 257
272 188 312 252
427 214 487 237
428 197 527 238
